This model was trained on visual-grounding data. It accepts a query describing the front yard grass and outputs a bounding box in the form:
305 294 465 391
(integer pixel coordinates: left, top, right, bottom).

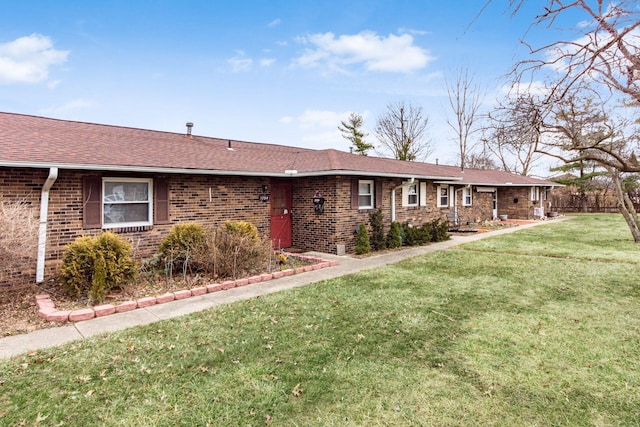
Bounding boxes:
1 214 639 426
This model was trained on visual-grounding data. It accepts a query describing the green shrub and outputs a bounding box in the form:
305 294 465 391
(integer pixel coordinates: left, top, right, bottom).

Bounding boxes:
386 221 403 248
159 223 206 275
402 222 430 246
58 232 136 304
220 220 260 241
213 220 269 279
355 223 371 255
369 209 386 251
427 218 451 242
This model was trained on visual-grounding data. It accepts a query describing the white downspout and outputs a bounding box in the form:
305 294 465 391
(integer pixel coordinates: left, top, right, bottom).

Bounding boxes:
391 177 415 222
453 185 470 225
36 167 58 283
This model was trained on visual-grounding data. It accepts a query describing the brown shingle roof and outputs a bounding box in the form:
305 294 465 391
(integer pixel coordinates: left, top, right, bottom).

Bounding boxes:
0 112 555 186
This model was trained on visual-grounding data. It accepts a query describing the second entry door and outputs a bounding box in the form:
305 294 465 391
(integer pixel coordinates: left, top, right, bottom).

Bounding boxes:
270 181 292 248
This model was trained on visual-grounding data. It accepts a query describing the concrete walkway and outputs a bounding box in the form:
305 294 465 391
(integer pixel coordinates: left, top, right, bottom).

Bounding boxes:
0 220 555 360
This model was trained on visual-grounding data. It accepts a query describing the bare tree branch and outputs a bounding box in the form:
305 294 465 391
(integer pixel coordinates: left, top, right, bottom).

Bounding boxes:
374 101 433 161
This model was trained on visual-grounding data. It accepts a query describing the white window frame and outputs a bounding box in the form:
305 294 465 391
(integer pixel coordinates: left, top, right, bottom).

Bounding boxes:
102 177 153 228
437 185 450 208
403 183 419 207
531 186 540 202
358 180 374 209
463 187 473 206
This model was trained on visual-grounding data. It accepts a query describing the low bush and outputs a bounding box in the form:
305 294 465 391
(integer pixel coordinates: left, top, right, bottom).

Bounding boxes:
159 223 206 275
402 222 430 246
0 199 38 285
58 232 136 303
427 218 451 242
369 209 386 251
355 223 371 255
386 221 403 248
212 220 270 279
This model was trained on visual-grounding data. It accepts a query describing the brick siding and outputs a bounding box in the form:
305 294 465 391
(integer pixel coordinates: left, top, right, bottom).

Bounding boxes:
1 166 534 283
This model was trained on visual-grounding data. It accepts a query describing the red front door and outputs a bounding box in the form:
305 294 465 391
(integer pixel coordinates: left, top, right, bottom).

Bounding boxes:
270 181 292 249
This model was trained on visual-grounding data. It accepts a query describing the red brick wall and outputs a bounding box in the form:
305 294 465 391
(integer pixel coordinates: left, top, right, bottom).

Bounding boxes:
1 168 271 281
498 187 537 219
290 177 495 254
1 166 539 283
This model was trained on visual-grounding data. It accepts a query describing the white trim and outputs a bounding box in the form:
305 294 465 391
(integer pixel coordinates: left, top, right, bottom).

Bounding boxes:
462 187 472 206
0 160 463 181
476 186 497 193
358 179 374 209
437 185 450 208
419 182 427 206
402 182 418 207
102 177 153 228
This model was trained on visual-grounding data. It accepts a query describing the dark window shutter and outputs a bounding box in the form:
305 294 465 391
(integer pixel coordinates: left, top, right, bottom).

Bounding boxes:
375 180 382 208
351 179 359 209
154 178 170 224
83 176 102 229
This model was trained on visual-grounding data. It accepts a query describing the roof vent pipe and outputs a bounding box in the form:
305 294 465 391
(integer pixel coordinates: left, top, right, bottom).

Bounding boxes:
185 122 193 137
228 140 232 149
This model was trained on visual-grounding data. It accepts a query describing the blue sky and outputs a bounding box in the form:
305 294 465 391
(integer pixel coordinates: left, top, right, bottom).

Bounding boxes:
0 1 583 165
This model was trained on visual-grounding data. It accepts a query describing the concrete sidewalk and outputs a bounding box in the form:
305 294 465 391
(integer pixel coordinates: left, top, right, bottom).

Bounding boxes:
0 220 553 360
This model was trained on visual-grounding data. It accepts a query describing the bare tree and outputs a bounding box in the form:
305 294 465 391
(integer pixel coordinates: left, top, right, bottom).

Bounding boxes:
510 0 640 105
338 113 373 155
465 147 499 170
374 101 433 161
502 0 640 241
484 92 545 176
445 67 484 170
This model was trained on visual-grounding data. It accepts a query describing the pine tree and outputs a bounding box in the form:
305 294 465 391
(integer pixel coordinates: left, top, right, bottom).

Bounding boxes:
339 113 373 156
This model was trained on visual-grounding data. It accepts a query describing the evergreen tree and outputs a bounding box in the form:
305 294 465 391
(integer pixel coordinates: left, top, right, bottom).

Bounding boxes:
369 209 386 251
386 222 403 248
355 223 371 255
339 113 373 156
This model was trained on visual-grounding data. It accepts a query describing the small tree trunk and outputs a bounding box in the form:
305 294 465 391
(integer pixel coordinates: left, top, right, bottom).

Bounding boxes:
580 193 588 213
611 172 640 242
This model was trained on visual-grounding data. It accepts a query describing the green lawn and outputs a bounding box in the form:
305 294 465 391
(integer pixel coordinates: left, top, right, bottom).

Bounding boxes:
1 214 639 426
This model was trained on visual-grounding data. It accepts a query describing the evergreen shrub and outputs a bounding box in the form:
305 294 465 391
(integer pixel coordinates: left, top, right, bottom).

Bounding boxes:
369 209 386 251
355 223 371 255
386 221 403 248
59 232 136 303
159 223 206 274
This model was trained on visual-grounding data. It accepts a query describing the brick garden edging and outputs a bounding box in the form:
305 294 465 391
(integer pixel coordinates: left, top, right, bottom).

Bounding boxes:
35 255 339 323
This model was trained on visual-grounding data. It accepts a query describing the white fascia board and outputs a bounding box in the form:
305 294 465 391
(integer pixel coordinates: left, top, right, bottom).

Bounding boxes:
1 161 464 180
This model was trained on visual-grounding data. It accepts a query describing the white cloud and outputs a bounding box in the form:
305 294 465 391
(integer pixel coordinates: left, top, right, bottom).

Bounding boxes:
227 50 253 72
398 27 428 36
297 109 347 129
278 109 373 150
260 58 276 67
0 34 69 84
41 98 92 115
293 31 434 74
268 18 281 28
283 109 371 129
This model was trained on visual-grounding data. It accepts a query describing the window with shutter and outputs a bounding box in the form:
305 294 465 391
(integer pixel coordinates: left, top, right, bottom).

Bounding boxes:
83 176 102 229
102 178 153 228
154 179 170 224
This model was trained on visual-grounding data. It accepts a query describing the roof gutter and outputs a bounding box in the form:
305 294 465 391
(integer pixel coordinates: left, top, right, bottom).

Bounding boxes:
0 161 463 181
36 167 58 283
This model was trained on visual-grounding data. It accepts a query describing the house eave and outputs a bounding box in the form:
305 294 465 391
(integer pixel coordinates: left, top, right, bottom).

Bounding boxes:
0 161 463 181
434 180 555 187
